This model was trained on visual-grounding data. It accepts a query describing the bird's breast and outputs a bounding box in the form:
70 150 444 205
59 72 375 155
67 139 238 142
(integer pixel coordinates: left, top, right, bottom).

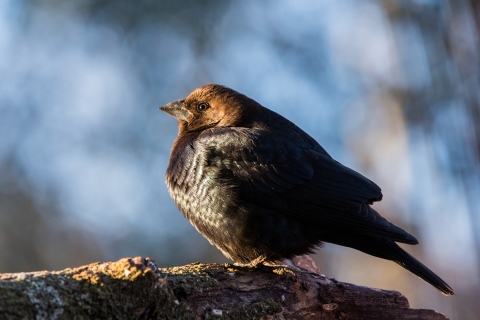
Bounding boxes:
166 141 239 236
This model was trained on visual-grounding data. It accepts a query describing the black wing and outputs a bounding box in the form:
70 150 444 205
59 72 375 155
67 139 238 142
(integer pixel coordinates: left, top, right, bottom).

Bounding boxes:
198 126 418 244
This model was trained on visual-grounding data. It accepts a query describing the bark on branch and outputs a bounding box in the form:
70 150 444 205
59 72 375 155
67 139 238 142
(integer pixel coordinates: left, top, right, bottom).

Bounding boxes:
0 257 449 319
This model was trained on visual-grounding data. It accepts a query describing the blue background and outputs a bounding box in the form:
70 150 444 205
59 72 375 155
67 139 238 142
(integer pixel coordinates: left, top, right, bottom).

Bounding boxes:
1 1 479 318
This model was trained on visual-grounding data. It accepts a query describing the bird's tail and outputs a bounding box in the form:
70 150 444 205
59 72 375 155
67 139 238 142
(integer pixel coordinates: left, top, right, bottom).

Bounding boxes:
378 238 454 296
324 234 454 295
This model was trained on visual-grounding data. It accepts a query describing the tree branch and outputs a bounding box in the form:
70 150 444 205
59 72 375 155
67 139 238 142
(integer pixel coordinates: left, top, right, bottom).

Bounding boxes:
0 257 449 319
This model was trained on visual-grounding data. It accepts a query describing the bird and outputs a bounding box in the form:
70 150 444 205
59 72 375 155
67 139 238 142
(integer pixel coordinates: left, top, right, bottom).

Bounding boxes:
159 84 454 296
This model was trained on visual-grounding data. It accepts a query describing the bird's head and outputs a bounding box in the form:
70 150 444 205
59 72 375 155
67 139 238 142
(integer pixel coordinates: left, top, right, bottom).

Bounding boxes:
160 84 261 133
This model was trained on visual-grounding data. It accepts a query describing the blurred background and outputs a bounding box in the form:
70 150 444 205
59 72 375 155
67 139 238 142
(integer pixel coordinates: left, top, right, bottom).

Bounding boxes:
0 0 479 318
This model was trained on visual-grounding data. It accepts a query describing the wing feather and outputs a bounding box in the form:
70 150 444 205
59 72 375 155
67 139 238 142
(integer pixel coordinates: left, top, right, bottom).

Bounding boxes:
198 127 417 244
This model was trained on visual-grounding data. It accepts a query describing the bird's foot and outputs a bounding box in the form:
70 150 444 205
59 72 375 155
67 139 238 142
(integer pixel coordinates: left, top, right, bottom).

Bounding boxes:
234 255 319 274
263 255 319 273
234 254 268 268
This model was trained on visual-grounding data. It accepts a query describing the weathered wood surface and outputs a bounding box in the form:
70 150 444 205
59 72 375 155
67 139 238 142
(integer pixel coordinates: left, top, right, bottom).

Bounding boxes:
0 257 449 319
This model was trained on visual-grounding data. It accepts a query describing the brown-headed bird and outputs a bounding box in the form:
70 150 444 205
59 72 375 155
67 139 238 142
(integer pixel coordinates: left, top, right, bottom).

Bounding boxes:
160 84 454 295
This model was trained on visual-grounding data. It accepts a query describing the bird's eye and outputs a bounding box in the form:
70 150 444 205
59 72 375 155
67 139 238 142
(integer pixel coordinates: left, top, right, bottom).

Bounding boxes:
197 102 209 112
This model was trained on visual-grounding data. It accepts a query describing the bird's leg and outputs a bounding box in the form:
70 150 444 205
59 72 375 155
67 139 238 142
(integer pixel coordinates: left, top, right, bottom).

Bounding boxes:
237 254 268 268
235 254 319 272
260 258 301 272
234 254 271 269
263 255 320 273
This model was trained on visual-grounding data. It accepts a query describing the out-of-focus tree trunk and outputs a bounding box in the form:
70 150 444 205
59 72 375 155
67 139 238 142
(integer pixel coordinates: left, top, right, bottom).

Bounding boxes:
381 0 480 282
0 257 449 319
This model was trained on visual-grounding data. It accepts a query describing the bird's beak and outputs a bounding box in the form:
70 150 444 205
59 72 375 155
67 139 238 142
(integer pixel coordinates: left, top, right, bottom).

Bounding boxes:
159 99 190 121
